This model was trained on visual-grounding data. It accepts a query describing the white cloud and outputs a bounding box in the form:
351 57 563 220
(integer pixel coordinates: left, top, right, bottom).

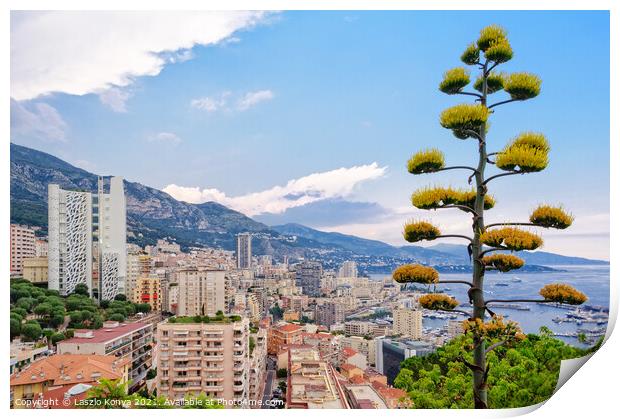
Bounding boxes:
98 87 132 112
190 89 274 112
10 98 68 142
148 132 181 145
163 163 387 216
190 91 232 112
10 11 272 100
236 90 274 110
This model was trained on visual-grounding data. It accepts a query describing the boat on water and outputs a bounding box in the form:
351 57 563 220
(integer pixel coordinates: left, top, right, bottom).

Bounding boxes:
511 276 522 283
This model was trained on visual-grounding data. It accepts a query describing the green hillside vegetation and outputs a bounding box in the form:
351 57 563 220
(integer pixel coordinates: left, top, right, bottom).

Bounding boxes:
394 328 600 408
10 279 151 343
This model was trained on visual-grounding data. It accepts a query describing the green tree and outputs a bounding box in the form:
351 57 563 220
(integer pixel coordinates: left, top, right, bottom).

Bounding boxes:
109 313 126 322
51 332 66 345
86 378 130 408
394 332 591 408
10 318 21 339
73 283 90 296
276 368 287 378
396 25 588 408
114 293 127 301
21 322 43 341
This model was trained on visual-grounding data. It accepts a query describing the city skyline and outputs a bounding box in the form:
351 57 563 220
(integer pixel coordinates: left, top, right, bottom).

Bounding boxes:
10 11 610 260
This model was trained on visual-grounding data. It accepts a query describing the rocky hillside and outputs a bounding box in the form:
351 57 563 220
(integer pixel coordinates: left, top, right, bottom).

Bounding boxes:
11 143 606 267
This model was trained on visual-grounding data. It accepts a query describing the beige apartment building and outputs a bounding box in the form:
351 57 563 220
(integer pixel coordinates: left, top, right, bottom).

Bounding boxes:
392 308 423 339
131 275 162 311
56 321 153 389
10 224 36 277
177 268 226 316
22 257 48 283
126 253 153 298
286 346 348 409
156 318 250 405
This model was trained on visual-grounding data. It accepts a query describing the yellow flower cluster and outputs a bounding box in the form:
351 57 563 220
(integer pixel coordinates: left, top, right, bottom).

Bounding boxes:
481 227 543 251
461 43 480 65
463 316 525 342
530 205 573 229
539 283 587 305
496 132 549 173
440 104 490 133
439 67 470 94
477 25 508 51
407 149 445 174
504 72 542 100
392 264 439 284
419 294 459 311
403 221 441 243
481 254 524 272
473 72 505 94
485 38 513 64
411 186 495 211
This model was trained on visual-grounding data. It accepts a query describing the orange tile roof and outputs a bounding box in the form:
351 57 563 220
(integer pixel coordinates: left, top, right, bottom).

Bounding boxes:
10 354 127 387
371 380 388 390
342 347 358 357
340 363 359 372
277 323 303 333
378 387 408 400
349 375 367 384
38 384 91 409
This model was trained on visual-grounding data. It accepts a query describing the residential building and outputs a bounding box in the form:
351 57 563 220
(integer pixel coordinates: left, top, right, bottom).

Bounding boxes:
315 301 344 328
341 347 368 370
447 320 465 339
177 268 226 316
286 346 348 409
10 224 36 277
392 308 423 339
94 176 127 300
126 252 153 299
342 384 388 409
156 317 250 405
281 295 309 312
338 261 358 278
341 335 376 367
48 184 93 296
22 257 48 284
10 354 129 408
10 342 50 374
267 322 303 355
132 275 162 312
236 233 252 269
295 261 323 297
57 321 153 389
375 338 434 384
248 326 267 405
35 239 48 257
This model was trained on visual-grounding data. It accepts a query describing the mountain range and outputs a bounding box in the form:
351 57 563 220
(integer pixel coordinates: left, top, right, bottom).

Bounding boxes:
10 143 608 269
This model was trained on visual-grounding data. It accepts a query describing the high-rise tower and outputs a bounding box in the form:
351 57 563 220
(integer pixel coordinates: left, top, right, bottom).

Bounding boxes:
236 232 252 269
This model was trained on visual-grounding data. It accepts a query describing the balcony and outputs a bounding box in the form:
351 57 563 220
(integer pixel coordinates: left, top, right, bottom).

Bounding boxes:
233 383 245 392
203 355 224 362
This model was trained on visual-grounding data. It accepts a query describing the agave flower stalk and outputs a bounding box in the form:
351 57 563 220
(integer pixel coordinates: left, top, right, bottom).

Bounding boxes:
395 25 588 409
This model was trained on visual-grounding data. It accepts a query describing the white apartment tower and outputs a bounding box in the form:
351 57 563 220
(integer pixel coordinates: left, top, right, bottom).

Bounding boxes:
236 233 252 269
48 177 126 299
48 185 93 296
95 176 127 300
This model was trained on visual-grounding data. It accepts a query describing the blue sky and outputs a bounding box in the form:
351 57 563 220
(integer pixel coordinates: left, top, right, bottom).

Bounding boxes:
10 11 610 259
